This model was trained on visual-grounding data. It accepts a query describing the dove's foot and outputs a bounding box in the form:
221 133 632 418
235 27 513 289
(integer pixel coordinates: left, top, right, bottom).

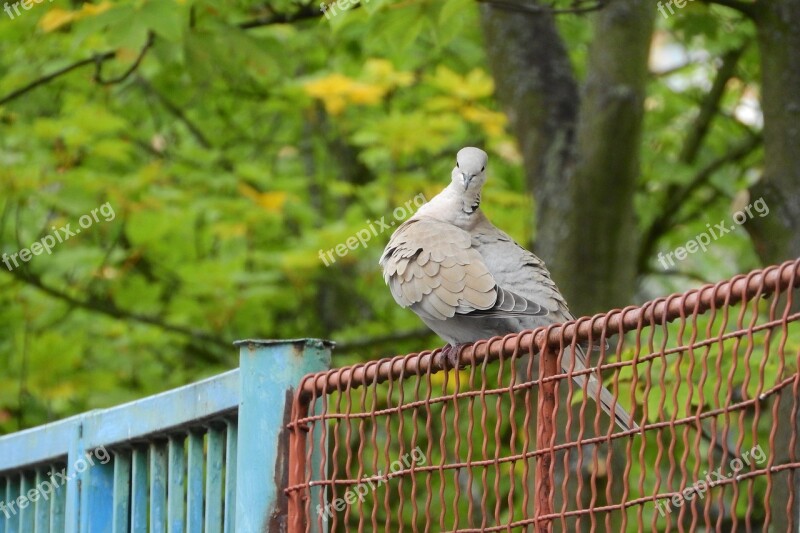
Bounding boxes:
441 343 468 369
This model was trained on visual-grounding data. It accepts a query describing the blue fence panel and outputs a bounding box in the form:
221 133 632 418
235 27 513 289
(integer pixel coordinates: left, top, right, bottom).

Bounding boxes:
222 423 237 533
112 452 132 533
0 339 331 533
167 437 185 533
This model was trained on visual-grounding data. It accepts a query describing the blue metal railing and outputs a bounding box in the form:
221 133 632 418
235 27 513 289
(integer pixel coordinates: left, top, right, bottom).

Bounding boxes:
0 339 331 533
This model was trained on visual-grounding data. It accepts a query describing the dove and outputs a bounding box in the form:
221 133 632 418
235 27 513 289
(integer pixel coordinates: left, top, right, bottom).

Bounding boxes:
380 147 637 431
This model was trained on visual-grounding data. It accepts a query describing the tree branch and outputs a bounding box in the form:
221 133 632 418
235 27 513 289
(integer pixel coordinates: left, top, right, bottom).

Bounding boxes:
477 0 608 15
335 328 435 352
237 3 326 29
136 77 213 150
0 52 114 106
94 31 155 86
679 44 748 164
0 5 325 107
2 266 230 352
671 182 729 227
650 61 697 78
651 267 711 284
637 134 762 273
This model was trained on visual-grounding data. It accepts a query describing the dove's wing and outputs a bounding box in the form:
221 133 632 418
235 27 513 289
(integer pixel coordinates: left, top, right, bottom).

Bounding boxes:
380 217 548 322
471 222 570 318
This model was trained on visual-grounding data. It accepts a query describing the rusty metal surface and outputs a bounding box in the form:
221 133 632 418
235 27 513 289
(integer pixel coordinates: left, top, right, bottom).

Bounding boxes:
286 259 800 531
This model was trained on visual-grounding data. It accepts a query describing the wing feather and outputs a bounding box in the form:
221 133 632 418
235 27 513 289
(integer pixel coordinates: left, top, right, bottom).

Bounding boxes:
380 217 547 322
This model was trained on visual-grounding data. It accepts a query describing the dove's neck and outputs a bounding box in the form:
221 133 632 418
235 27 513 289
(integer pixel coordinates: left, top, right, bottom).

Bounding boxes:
415 182 484 229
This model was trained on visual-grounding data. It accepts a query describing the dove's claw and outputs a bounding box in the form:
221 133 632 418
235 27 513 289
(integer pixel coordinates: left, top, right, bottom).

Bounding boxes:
442 343 467 369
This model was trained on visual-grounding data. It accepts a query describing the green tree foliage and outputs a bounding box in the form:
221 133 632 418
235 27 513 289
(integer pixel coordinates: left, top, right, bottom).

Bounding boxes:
0 0 782 449
0 0 526 430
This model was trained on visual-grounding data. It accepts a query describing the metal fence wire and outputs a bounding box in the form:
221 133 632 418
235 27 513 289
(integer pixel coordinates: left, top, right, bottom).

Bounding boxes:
286 259 800 532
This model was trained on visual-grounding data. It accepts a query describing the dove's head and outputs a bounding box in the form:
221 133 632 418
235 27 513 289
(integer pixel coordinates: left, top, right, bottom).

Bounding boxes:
452 147 488 192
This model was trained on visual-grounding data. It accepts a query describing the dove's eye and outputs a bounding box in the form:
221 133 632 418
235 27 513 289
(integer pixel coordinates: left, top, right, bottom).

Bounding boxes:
457 162 460 168
481 166 485 172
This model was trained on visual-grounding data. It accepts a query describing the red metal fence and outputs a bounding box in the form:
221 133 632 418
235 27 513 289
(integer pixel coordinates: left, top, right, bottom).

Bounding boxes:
286 259 800 531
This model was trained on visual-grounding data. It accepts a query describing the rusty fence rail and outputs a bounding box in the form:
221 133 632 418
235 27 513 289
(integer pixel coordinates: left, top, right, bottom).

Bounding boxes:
286 259 800 532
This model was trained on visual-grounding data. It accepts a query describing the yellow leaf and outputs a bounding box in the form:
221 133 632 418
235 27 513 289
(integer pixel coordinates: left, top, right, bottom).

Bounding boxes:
324 95 348 114
423 96 459 112
39 1 111 32
428 66 495 101
238 182 261 202
302 73 387 115
491 139 523 165
303 73 354 97
428 66 463 93
464 68 495 98
256 191 288 212
238 183 288 213
39 8 75 32
360 111 460 157
428 369 471 392
347 84 384 105
77 0 113 17
462 105 508 137
363 59 414 90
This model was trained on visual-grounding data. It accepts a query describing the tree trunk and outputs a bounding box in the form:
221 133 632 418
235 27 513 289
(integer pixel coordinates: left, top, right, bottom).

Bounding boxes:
481 0 652 316
566 0 654 315
750 0 800 528
748 0 800 266
480 1 653 529
479 0 579 274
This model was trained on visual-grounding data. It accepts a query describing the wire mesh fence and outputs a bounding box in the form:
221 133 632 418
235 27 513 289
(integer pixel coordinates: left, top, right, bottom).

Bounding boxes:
286 259 800 532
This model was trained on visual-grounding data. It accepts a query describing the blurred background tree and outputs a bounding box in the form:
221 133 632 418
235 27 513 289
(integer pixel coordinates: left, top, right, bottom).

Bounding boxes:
0 0 797 452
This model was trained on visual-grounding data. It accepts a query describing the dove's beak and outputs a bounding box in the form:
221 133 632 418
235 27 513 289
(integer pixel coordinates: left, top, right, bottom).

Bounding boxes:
462 173 473 190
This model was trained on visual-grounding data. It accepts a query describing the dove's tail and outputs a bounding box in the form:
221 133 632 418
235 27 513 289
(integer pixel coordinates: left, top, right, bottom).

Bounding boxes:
567 347 639 432
587 375 639 432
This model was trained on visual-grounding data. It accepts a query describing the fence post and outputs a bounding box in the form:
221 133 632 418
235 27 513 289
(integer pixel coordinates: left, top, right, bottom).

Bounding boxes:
233 338 332 533
64 420 82 533
288 391 311 533
535 340 557 533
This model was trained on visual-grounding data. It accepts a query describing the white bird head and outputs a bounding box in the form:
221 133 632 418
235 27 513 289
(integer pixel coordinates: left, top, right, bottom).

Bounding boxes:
451 147 488 192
